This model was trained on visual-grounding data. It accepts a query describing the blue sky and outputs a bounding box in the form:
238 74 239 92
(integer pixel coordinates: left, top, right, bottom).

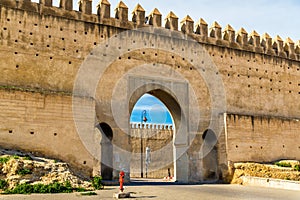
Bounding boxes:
130 94 173 124
37 0 300 41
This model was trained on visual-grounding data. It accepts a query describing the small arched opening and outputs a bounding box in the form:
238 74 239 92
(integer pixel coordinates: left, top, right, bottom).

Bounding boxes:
202 129 218 180
98 122 113 180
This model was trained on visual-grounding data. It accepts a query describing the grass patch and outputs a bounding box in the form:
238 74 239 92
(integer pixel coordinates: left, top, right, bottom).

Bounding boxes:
17 168 32 175
91 176 104 190
23 155 32 161
0 179 8 190
275 162 292 168
294 165 300 171
2 181 88 194
0 157 10 164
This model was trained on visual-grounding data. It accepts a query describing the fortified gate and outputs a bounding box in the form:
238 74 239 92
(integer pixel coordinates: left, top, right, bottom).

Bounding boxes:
0 0 299 183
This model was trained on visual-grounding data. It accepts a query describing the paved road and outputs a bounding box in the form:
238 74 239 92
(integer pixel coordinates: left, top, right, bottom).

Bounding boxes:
0 184 299 200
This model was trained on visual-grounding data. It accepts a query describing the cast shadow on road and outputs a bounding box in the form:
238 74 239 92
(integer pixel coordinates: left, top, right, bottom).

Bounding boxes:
131 196 157 199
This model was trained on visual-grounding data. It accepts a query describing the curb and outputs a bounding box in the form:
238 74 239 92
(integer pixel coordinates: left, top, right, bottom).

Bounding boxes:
242 176 300 191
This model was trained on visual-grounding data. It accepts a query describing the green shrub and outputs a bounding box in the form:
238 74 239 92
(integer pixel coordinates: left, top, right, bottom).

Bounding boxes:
3 181 86 194
294 165 300 171
275 162 292 168
76 187 87 192
23 156 32 161
0 179 8 190
91 176 104 190
17 168 32 175
0 157 10 164
4 183 33 194
12 155 19 159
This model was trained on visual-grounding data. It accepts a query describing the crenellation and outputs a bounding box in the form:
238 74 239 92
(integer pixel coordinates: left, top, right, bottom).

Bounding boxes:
39 0 52 7
148 8 162 27
114 1 128 22
261 33 275 56
284 37 296 60
132 4 145 27
249 30 263 53
130 123 174 130
223 24 235 43
273 35 286 58
78 0 92 15
195 18 208 38
296 41 300 59
97 0 110 19
59 0 73 11
0 1 298 61
209 21 222 40
165 11 178 31
180 15 194 34
16 0 38 12
236 28 248 47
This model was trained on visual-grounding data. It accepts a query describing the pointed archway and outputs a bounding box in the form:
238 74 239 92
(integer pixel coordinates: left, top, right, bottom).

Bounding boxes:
130 93 175 179
73 27 227 183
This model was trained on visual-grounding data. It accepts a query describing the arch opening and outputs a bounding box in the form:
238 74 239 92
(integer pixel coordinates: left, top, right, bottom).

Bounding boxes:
129 90 178 180
98 122 113 180
202 129 218 181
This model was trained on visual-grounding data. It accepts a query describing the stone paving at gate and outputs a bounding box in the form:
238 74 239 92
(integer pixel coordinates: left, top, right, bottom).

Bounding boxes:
0 184 299 200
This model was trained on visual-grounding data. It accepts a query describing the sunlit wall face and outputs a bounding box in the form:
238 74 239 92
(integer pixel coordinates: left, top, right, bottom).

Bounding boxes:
130 94 173 125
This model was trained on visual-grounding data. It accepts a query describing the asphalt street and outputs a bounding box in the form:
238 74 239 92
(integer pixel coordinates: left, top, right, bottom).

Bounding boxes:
0 184 299 200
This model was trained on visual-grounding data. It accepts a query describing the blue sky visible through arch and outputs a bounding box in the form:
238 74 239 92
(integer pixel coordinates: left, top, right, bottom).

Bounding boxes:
130 94 173 125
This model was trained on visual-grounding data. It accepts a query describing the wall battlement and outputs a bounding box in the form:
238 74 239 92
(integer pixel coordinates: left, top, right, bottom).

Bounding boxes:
1 0 300 61
130 123 174 130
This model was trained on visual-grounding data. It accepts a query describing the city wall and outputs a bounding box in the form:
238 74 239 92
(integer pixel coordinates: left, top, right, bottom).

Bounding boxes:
0 0 299 181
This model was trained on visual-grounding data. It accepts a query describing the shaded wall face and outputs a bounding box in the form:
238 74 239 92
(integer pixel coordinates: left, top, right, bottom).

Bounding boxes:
226 114 300 163
0 90 97 177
